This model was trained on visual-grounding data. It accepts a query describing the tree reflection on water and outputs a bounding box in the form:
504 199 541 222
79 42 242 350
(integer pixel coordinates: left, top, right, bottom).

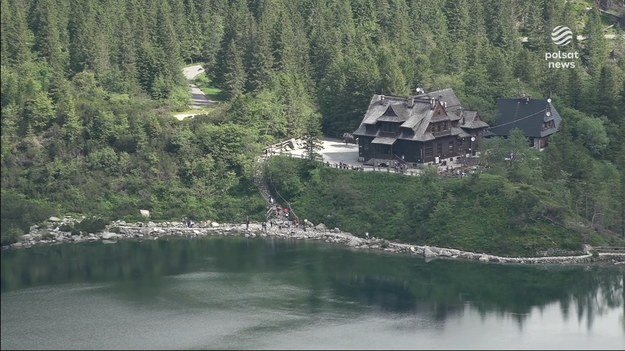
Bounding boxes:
1 237 623 331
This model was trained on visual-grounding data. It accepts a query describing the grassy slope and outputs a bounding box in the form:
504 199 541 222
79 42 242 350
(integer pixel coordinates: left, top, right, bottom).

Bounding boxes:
266 157 607 257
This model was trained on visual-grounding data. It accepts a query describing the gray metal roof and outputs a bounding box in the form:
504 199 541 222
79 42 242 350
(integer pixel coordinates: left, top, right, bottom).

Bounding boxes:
490 98 562 138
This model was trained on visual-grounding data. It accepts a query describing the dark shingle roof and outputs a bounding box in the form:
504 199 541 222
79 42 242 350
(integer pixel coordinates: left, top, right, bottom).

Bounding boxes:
415 88 462 112
353 88 489 143
490 98 562 138
457 110 489 129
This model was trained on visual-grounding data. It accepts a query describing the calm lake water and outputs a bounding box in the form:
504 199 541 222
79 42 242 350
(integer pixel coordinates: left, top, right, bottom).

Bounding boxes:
1 237 624 350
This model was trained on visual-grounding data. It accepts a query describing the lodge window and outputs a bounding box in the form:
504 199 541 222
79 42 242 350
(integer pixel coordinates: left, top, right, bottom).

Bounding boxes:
449 141 454 153
437 143 442 155
542 120 555 130
381 122 398 133
425 143 433 157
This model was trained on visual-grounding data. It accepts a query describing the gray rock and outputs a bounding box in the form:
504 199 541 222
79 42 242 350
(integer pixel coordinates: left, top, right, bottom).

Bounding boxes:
479 254 490 262
315 223 326 231
49 216 61 222
440 249 452 257
423 246 437 258
333 228 340 233
101 232 120 240
211 222 220 227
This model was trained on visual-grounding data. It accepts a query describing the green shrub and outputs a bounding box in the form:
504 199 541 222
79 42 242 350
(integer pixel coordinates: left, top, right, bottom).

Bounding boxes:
1 190 56 243
59 223 73 232
1 224 23 246
74 216 110 233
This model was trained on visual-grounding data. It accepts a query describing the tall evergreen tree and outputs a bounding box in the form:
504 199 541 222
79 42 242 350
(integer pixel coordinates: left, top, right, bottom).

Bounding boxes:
302 115 323 162
245 20 274 93
377 43 408 96
3 0 34 64
582 10 608 78
30 0 67 71
594 65 623 120
222 40 247 99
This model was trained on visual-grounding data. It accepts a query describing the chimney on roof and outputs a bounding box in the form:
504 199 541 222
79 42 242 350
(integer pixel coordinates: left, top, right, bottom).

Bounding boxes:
407 96 414 107
430 98 435 109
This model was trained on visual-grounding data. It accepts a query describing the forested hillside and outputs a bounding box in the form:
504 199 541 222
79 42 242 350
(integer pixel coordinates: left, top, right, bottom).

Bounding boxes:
1 0 624 248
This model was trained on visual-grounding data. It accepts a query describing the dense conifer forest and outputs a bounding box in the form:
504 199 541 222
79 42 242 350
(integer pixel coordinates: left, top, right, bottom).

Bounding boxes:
1 0 624 251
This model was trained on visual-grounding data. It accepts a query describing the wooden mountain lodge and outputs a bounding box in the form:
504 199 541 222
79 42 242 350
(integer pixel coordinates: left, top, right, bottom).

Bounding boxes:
352 88 489 165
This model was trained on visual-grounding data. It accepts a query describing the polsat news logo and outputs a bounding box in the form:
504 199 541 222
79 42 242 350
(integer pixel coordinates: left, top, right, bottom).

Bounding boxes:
551 26 573 46
545 25 579 68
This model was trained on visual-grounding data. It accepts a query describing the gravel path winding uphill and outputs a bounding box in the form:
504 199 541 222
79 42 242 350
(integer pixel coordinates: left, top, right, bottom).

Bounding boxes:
183 65 214 109
174 65 216 120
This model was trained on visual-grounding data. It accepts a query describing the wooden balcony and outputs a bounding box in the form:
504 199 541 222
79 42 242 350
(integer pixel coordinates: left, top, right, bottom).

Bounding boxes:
432 130 451 137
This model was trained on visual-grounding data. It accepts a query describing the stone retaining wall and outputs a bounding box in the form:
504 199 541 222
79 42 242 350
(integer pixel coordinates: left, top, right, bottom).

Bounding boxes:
3 217 624 266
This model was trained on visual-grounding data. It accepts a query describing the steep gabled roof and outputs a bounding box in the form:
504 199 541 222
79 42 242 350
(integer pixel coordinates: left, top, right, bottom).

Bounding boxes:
457 110 489 129
490 98 562 138
415 88 462 112
353 89 481 143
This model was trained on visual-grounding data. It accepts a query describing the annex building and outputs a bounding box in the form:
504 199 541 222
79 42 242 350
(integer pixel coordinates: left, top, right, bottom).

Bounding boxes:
488 97 562 149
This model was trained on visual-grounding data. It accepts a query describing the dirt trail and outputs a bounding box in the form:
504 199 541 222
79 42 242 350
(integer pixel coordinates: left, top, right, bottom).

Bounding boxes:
175 65 215 120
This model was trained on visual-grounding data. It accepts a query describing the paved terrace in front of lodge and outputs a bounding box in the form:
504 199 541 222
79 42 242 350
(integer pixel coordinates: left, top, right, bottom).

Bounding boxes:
266 137 480 177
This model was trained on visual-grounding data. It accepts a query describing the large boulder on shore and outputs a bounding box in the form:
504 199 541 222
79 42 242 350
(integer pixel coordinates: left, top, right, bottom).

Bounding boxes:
211 222 220 228
315 223 326 231
101 232 120 240
423 246 437 258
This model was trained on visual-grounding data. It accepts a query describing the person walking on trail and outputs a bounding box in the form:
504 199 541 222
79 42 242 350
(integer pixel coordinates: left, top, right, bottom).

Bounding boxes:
246 216 250 231
262 221 267 232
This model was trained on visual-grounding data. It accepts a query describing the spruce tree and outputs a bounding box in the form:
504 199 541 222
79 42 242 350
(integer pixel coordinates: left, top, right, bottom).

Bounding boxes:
3 0 34 64
30 0 67 71
582 10 608 78
222 40 247 99
302 116 323 162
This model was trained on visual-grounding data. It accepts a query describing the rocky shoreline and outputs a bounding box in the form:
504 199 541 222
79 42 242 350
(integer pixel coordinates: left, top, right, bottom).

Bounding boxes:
3 216 625 266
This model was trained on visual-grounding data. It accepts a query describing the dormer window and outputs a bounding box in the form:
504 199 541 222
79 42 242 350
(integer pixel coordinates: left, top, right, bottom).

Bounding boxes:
542 120 555 130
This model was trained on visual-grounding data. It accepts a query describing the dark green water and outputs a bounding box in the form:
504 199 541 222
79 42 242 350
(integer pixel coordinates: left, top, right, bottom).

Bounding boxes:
1 237 623 350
